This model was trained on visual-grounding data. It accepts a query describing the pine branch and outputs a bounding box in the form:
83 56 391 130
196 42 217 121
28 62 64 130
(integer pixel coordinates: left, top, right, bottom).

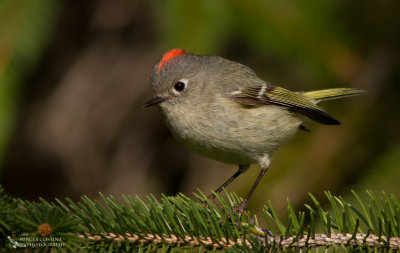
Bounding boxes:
77 232 400 250
1 185 400 252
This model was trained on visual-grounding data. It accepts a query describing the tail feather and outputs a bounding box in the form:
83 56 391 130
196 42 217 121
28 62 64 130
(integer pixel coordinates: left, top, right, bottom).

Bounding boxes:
301 88 364 103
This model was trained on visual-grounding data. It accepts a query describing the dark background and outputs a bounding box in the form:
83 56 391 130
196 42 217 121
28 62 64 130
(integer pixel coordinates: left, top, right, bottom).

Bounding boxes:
0 0 399 216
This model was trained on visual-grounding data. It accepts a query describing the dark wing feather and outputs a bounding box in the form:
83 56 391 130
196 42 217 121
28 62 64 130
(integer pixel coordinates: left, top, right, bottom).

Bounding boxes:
232 85 340 125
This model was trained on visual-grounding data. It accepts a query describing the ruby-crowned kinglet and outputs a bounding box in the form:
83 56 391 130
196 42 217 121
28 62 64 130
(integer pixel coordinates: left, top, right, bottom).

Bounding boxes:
144 49 363 213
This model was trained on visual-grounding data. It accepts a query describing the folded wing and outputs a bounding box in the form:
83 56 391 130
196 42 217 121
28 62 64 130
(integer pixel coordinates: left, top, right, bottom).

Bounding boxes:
231 85 351 125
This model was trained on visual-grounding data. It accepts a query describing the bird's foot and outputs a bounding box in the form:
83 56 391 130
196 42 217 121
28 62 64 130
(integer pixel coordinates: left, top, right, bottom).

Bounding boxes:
201 192 222 211
232 199 248 217
232 200 257 225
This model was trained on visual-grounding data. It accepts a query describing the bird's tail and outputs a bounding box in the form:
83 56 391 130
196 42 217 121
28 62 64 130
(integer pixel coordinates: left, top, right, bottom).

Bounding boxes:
301 88 364 104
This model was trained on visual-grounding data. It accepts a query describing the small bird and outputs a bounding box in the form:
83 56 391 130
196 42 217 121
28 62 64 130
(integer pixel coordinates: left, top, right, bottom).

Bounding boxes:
144 49 363 213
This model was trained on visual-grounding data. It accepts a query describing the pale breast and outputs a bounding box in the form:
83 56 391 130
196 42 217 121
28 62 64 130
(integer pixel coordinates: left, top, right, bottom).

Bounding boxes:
160 97 302 165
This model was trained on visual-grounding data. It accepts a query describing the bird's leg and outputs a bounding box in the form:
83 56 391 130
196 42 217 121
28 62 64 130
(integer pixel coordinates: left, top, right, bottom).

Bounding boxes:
234 165 269 215
207 164 249 201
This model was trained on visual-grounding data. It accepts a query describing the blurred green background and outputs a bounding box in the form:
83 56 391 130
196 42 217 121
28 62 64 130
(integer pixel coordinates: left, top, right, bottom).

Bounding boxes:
0 0 399 217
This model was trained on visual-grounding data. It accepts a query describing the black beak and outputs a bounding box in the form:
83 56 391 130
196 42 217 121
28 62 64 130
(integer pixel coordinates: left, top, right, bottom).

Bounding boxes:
143 96 167 107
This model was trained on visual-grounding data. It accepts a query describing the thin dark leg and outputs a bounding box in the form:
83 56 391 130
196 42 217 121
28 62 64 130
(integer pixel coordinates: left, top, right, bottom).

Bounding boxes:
207 170 242 201
214 170 242 194
207 164 249 200
234 166 269 214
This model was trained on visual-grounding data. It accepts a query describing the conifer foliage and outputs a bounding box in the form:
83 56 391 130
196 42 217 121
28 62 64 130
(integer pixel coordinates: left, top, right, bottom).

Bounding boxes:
1 185 400 252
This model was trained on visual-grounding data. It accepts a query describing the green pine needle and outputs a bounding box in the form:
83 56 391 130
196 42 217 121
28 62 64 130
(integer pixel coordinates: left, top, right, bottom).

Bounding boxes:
1 184 400 252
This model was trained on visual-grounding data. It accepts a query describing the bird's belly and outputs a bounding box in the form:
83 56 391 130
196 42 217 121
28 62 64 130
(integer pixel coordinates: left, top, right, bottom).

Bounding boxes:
161 103 302 165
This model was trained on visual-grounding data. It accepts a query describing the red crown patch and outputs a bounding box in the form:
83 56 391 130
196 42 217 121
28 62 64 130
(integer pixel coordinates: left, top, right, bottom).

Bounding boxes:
158 49 186 71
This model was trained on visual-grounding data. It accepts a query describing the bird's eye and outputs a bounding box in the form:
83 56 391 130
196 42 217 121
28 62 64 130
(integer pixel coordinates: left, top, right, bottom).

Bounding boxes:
174 80 187 92
174 82 185 92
